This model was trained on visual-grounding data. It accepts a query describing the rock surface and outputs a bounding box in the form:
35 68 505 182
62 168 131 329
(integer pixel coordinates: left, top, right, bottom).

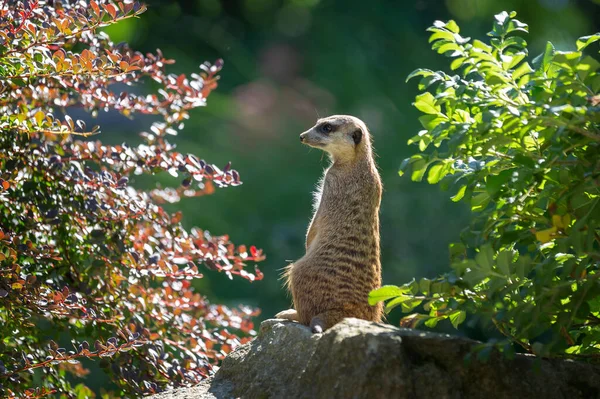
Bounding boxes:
150 318 600 399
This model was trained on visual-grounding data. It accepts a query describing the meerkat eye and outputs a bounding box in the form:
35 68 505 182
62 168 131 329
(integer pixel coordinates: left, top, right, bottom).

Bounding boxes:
320 123 333 134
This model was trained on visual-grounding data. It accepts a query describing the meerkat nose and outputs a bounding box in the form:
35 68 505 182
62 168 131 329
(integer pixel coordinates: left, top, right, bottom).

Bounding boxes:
299 134 305 142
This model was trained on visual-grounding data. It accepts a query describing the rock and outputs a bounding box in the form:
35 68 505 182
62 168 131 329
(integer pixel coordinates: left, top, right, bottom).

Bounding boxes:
150 318 600 399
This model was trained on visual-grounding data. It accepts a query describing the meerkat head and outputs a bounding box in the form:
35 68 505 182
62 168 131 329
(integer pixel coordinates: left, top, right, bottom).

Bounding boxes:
299 115 370 162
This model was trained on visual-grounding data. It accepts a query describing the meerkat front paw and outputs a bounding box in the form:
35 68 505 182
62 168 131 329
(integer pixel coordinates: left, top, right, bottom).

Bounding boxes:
275 308 299 321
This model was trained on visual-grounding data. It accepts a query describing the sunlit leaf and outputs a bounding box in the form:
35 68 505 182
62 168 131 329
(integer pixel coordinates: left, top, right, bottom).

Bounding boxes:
576 33 600 51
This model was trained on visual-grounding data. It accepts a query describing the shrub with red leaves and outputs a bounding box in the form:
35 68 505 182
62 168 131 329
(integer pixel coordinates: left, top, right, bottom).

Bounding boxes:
0 1 264 397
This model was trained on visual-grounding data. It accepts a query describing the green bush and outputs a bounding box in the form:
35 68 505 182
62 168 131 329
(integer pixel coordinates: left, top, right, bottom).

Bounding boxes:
0 1 263 397
371 12 600 359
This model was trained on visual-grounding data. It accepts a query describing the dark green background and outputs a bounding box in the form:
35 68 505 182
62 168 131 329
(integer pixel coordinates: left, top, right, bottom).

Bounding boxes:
100 0 599 331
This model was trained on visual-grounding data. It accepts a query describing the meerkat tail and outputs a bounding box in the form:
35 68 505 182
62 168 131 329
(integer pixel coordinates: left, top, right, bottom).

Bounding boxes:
275 308 300 321
309 309 350 333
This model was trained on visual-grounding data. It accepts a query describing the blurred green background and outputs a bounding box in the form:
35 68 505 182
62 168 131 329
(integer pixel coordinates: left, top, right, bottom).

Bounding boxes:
100 0 599 331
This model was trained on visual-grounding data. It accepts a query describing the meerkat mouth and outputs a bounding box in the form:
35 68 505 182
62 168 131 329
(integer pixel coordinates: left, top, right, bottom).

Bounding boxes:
304 141 326 148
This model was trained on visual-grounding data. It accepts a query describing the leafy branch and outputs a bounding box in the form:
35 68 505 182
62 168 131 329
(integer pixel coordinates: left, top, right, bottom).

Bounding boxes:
372 12 600 360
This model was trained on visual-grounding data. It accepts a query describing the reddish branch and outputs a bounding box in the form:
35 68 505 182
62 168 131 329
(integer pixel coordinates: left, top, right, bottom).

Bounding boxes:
0 1 263 397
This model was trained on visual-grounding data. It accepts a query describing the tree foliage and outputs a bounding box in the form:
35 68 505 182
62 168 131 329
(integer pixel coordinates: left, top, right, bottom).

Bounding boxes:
371 12 600 359
0 1 264 397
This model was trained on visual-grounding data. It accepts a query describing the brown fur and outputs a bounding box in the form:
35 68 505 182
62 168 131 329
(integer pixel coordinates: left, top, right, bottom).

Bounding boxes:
275 115 383 333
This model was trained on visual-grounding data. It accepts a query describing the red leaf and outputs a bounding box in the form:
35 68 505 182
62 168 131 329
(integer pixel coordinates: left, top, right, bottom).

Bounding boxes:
90 0 100 17
102 3 117 19
255 266 264 281
176 74 186 87
53 49 65 61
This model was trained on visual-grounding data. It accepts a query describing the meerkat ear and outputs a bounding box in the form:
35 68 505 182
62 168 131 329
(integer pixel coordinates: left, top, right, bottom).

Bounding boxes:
352 129 362 145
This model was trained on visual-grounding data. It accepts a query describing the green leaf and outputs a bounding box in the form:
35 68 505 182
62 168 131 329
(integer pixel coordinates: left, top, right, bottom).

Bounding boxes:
418 136 432 152
74 383 94 399
418 74 444 90
506 18 529 34
407 131 428 145
427 27 455 43
399 154 424 176
566 345 582 354
470 192 490 212
486 169 513 196
406 68 434 83
401 298 423 313
463 268 489 287
453 109 471 123
11 78 26 87
512 61 533 80
419 278 431 295
449 242 466 262
555 253 576 264
449 310 466 328
512 154 536 168
405 279 420 295
414 92 441 115
384 295 414 313
592 74 600 92
452 259 474 276
553 50 582 70
410 158 428 182
424 317 441 328
368 285 408 306
472 39 492 53
446 20 460 33
577 55 600 81
399 156 412 176
576 33 600 51
436 42 462 56
533 41 555 72
451 185 467 202
475 244 494 271
503 36 527 51
496 250 513 275
427 163 445 184
507 53 526 69
418 114 446 130
450 57 466 70
515 256 532 280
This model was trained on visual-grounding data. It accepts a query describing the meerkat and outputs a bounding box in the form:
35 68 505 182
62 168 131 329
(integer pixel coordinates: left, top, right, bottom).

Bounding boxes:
275 115 383 333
